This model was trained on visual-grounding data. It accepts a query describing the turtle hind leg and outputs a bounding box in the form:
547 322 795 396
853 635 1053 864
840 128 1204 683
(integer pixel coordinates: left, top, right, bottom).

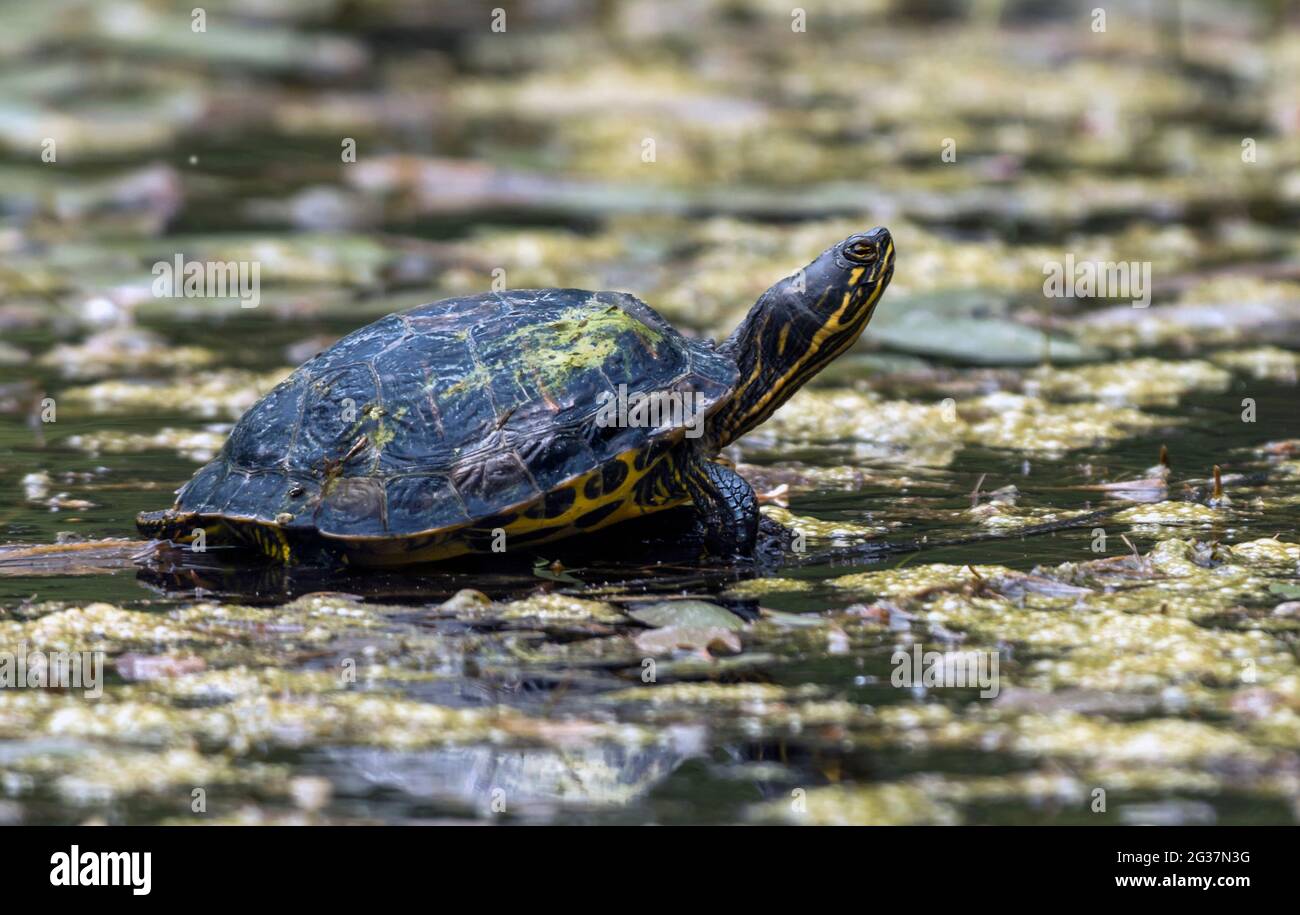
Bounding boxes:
136 509 193 541
135 510 228 552
683 458 759 558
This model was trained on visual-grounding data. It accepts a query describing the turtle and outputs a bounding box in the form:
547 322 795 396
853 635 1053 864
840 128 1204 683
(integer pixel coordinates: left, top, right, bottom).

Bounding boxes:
137 228 895 566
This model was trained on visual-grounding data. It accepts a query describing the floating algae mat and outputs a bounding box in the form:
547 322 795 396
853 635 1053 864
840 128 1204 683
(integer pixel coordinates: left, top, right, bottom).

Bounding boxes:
1 0 1299 827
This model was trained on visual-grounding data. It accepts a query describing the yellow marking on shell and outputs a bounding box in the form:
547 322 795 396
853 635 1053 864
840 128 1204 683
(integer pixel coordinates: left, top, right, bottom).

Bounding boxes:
495 452 681 538
340 444 689 566
235 521 293 562
273 525 291 562
167 521 222 545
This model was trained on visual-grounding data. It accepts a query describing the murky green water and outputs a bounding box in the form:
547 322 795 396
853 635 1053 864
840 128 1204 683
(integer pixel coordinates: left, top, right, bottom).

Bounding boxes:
2 0 1299 825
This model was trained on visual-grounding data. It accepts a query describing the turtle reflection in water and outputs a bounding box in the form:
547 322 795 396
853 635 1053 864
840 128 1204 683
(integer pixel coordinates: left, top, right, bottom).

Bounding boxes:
138 230 896 566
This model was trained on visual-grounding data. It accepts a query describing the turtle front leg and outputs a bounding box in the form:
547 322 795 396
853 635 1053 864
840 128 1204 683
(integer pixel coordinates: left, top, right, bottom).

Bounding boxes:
683 458 759 558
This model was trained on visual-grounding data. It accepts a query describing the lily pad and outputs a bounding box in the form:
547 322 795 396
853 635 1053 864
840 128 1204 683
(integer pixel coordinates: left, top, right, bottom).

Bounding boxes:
871 311 1098 365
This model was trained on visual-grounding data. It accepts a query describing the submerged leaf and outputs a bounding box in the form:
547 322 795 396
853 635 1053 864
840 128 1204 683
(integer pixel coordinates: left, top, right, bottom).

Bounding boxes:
634 626 742 656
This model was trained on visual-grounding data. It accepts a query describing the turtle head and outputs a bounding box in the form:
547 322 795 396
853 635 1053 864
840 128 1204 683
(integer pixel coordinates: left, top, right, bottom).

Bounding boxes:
807 227 895 325
707 228 895 448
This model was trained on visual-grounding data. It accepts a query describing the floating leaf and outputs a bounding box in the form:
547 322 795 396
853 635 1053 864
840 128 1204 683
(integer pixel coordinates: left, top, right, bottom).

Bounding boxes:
532 559 581 585
758 608 828 628
627 600 744 630
870 312 1098 365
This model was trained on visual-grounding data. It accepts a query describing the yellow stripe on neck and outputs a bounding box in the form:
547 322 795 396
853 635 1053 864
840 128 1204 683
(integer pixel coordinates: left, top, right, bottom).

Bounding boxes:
735 276 885 434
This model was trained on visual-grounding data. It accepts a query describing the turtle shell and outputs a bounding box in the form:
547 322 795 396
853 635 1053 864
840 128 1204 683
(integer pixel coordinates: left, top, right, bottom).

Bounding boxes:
171 289 738 540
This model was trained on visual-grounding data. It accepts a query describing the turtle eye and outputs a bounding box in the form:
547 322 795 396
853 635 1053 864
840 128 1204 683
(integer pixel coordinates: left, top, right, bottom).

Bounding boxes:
844 240 878 265
289 486 305 498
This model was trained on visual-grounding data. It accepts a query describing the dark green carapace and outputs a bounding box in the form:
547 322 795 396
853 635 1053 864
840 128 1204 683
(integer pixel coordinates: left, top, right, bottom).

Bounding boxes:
138 230 895 565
